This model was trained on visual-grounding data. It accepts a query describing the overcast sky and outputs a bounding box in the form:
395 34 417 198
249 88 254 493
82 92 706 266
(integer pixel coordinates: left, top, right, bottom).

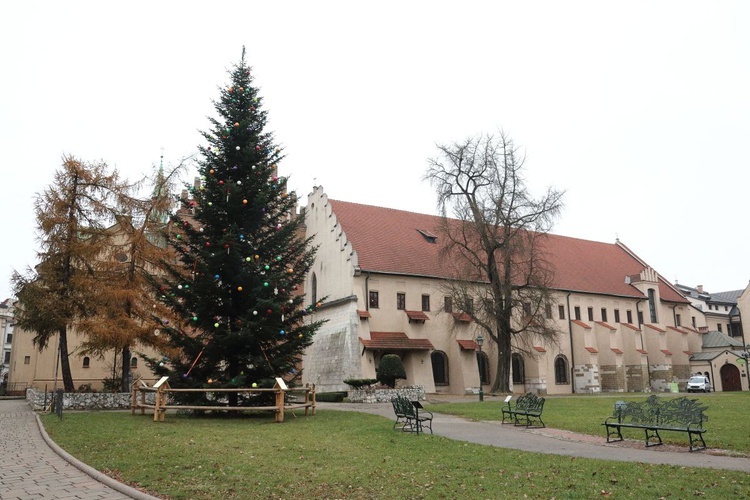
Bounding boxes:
2 1 749 301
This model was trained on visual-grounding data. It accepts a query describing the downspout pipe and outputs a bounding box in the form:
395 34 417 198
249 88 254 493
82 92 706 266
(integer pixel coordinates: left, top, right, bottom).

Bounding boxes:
566 292 575 393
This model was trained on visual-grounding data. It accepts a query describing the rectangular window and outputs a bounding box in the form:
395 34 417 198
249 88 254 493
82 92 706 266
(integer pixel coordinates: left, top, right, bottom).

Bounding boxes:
558 305 565 320
444 296 453 313
5 333 11 344
466 298 474 314
3 351 10 363
691 316 696 327
626 310 633 324
648 288 658 323
675 314 681 326
397 293 406 310
369 291 379 309
545 304 553 319
24 355 30 365
601 308 608 322
637 311 644 325
717 323 722 332
587 307 594 321
614 309 620 323
421 294 430 312
523 302 532 316
574 306 581 320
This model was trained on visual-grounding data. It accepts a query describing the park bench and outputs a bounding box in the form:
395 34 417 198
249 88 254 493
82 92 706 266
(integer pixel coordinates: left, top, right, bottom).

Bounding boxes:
501 393 546 428
603 395 708 452
391 396 433 435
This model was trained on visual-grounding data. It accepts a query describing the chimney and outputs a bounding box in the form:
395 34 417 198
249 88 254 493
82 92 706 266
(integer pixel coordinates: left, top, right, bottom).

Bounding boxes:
697 285 704 293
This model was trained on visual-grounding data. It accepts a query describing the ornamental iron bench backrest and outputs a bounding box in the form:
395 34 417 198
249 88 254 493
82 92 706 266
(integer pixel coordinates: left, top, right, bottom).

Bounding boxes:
614 395 708 428
516 393 544 413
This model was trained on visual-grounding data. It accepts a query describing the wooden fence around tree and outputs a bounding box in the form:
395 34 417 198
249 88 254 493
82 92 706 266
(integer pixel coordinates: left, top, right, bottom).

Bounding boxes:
131 377 315 422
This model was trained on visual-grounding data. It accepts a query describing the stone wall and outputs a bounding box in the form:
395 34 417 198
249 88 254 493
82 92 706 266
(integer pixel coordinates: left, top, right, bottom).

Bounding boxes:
26 387 155 411
348 385 425 403
599 364 626 392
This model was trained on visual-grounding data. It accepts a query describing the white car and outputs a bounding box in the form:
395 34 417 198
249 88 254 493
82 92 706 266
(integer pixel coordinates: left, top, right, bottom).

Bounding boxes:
686 375 711 393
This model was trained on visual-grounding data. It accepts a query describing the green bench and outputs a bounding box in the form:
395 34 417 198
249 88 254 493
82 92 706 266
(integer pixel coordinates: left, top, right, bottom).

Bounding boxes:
603 395 708 452
391 396 433 435
501 393 546 428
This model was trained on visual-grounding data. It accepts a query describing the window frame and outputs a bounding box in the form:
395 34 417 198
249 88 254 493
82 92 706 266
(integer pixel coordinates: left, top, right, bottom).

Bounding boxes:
396 292 406 310
431 351 449 386
421 294 430 312
554 355 569 384
369 290 379 309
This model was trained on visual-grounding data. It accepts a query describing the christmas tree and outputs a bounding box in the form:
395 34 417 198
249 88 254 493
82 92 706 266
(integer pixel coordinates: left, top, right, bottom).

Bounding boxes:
150 48 322 406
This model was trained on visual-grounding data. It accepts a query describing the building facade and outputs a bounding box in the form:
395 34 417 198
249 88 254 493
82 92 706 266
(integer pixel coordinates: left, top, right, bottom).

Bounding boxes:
301 187 749 395
0 298 16 391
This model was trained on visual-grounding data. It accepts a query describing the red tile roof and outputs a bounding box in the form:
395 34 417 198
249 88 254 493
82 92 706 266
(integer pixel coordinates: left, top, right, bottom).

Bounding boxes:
456 339 478 350
611 348 623 354
585 346 599 353
359 332 434 351
328 199 688 303
636 349 648 354
571 319 592 329
405 310 429 321
595 321 616 330
644 324 666 333
661 349 672 355
357 309 371 319
534 346 547 352
451 312 472 322
667 326 688 334
622 323 640 331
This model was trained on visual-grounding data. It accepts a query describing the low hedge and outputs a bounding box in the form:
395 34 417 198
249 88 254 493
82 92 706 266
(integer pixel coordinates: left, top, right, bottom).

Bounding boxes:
315 392 347 403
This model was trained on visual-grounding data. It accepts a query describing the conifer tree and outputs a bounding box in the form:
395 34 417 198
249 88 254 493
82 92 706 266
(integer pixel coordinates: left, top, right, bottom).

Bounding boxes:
150 49 322 405
12 156 129 391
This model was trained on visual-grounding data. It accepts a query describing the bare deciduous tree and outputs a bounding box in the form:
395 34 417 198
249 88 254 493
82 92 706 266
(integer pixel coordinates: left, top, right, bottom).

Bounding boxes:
425 131 565 393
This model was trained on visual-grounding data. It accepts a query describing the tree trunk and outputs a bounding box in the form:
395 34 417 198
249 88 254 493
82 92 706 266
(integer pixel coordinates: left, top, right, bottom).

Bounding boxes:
121 344 131 392
492 330 512 393
58 327 75 392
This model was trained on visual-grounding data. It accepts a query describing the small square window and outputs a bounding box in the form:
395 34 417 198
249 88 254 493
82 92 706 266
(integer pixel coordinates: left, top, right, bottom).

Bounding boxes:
574 306 581 321
24 355 31 365
601 308 608 322
587 307 594 321
614 309 620 323
627 310 633 324
545 304 553 319
397 293 406 310
523 302 532 316
558 305 565 320
369 291 379 309
444 296 453 313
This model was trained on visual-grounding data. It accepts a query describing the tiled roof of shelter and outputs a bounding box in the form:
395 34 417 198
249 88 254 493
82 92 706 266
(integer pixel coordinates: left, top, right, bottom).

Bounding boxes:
359 331 434 351
328 199 687 303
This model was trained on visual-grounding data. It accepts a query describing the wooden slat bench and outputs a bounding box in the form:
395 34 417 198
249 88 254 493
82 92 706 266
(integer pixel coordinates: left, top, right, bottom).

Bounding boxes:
603 395 708 452
501 393 546 428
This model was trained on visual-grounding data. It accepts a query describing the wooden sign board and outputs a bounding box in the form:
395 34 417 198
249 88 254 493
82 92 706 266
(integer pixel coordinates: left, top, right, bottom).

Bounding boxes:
275 377 288 390
153 376 170 388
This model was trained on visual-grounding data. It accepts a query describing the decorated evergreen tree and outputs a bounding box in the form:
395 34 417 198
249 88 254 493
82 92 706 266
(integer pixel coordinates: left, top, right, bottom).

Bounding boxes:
149 49 322 406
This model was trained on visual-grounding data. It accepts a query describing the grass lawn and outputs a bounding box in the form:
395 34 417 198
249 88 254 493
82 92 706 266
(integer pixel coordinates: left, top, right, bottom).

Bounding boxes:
42 400 750 499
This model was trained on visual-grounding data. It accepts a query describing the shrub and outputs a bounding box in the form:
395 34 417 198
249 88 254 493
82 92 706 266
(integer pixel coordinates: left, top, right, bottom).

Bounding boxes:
343 378 378 389
376 355 406 388
316 392 347 403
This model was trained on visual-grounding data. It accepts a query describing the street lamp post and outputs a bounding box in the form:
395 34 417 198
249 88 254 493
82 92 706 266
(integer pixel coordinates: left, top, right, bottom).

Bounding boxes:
476 334 484 402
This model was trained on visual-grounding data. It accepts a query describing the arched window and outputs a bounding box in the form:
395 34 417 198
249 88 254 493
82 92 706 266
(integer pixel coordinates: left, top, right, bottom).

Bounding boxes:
554 355 569 384
311 272 317 305
476 351 490 385
82 356 90 368
131 356 138 368
647 288 658 323
512 353 525 384
431 351 449 386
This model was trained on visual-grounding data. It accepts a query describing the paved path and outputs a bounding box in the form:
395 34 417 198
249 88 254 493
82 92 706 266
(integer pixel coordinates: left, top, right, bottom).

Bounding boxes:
0 399 157 500
319 401 750 473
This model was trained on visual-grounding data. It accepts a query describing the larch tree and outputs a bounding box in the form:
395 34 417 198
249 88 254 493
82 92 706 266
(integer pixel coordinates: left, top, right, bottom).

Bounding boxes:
76 160 186 392
147 48 323 406
424 132 565 393
12 156 130 392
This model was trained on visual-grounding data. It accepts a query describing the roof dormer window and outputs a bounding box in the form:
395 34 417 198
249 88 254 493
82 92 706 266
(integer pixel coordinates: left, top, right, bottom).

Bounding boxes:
417 229 437 243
